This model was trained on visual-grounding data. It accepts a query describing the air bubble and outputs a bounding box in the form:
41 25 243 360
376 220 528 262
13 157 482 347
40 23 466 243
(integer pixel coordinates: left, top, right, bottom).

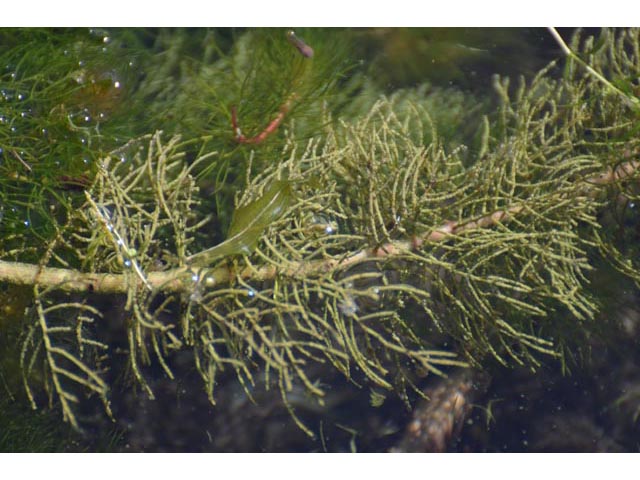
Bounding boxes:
338 295 359 317
73 71 85 84
246 288 256 298
23 219 30 227
123 259 132 268
114 81 121 89
311 214 338 235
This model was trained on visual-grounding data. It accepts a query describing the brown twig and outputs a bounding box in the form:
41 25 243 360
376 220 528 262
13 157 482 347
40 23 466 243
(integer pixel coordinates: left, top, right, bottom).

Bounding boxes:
1 159 638 295
286 30 314 58
392 369 490 452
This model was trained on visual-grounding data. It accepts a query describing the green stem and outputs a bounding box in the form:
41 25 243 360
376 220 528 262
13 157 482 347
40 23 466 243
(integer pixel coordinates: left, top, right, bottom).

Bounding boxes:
547 27 640 109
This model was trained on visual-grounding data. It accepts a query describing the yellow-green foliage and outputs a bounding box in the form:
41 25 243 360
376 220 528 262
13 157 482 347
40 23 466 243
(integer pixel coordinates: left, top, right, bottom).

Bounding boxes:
1 28 640 431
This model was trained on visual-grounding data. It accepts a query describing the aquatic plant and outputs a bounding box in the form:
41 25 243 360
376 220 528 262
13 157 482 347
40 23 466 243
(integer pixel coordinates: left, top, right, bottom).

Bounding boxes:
0 28 639 439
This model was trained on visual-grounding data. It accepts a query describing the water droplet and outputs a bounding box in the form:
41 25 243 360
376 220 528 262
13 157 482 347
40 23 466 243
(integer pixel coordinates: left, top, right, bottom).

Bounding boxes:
191 273 199 282
246 288 256 298
113 81 121 89
103 36 110 44
629 202 636 209
84 115 91 123
123 259 132 268
23 219 30 227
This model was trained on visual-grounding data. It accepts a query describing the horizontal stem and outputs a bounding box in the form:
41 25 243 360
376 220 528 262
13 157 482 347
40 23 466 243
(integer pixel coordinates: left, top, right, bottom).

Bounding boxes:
0 160 637 295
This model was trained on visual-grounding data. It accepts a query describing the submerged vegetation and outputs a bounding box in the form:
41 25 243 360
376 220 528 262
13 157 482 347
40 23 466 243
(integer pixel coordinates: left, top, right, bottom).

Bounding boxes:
0 28 639 450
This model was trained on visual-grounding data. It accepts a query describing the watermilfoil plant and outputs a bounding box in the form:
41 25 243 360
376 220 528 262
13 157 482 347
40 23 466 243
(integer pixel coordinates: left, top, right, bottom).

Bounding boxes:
0 28 639 450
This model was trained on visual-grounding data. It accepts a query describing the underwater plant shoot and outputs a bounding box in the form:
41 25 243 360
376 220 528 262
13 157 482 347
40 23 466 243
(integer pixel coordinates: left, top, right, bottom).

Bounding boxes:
0 27 639 452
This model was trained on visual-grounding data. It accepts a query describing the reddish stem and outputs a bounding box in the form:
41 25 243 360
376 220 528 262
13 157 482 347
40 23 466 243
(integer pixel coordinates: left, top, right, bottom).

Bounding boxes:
231 96 295 145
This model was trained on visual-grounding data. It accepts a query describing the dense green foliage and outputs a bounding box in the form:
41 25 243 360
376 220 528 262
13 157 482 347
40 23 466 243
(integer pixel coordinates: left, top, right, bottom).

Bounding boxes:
0 28 639 441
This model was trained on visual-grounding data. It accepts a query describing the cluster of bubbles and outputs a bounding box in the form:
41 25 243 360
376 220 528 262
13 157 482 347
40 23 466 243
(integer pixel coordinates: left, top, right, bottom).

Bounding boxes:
0 81 32 139
0 204 32 230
